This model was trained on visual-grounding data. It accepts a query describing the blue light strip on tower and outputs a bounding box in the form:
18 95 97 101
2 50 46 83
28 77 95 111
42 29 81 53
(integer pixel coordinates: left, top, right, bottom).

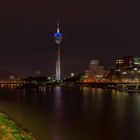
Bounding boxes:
54 32 63 38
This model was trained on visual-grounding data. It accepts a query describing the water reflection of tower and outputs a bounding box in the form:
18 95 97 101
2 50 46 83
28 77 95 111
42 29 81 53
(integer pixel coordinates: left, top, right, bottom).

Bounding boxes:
54 22 63 82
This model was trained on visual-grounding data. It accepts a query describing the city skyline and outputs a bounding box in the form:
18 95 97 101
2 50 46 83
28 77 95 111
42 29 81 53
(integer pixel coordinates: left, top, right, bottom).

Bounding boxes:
0 0 140 77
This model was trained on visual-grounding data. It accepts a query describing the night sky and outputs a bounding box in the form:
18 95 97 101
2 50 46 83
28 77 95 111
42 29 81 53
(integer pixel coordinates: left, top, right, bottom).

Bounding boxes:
0 0 140 77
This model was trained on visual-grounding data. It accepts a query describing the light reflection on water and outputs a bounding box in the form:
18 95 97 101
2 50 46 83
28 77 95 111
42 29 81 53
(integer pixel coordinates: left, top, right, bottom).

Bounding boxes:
0 87 140 139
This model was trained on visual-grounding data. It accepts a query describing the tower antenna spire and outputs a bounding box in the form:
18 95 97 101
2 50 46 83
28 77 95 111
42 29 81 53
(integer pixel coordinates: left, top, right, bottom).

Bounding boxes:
57 21 60 33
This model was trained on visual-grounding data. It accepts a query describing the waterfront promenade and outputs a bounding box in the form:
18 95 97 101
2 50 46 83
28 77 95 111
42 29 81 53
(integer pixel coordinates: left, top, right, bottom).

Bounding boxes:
1 79 140 93
77 82 140 91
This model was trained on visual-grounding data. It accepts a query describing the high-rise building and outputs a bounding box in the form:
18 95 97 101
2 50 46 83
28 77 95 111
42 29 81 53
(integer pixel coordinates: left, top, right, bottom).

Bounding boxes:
84 59 105 82
116 56 134 70
54 23 62 82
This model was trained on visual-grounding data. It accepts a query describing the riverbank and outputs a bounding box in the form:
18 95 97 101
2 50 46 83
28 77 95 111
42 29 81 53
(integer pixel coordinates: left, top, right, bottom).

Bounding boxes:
0 112 35 140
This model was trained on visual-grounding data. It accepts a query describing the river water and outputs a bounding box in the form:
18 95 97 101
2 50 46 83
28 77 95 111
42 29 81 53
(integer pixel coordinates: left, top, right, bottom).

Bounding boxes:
0 86 140 140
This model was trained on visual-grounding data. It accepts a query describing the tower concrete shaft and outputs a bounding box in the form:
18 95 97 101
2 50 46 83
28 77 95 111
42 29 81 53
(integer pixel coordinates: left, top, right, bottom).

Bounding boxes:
56 45 61 81
54 22 62 82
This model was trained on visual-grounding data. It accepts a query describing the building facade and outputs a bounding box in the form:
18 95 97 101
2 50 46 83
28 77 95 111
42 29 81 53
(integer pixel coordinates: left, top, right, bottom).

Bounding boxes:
108 56 140 83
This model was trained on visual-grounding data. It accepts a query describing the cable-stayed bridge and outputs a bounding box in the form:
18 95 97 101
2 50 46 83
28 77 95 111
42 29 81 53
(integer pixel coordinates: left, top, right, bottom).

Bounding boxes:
0 69 23 88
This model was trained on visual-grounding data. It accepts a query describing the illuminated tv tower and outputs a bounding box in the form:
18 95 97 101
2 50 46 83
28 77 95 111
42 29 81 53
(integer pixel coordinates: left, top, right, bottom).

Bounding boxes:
54 22 62 82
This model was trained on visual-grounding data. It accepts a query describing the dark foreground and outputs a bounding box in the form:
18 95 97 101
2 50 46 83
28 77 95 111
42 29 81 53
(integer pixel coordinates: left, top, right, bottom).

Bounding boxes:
0 86 140 140
0 113 35 140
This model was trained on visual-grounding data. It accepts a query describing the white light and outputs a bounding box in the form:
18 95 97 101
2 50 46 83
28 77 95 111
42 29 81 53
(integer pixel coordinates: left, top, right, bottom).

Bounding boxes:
71 73 75 77
122 72 127 74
